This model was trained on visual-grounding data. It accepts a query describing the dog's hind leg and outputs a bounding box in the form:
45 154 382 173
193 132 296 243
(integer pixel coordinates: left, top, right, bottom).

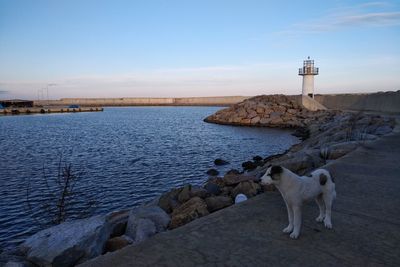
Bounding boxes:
283 202 294 233
322 193 333 229
315 194 325 222
290 205 302 239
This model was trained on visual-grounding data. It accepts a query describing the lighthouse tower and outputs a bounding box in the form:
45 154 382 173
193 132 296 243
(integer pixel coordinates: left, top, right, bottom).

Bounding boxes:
299 57 318 98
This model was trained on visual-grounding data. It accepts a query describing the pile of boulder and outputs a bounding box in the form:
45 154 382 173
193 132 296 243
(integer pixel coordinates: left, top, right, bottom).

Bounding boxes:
252 111 396 176
158 173 262 229
204 94 328 128
6 171 264 267
11 205 170 266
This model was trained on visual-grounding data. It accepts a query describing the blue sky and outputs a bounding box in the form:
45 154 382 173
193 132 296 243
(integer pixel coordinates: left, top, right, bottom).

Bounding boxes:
0 0 399 99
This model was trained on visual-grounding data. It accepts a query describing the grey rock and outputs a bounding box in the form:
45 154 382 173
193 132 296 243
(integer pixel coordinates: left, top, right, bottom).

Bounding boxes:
206 168 219 176
205 196 233 212
374 125 392 136
231 181 260 198
226 169 240 175
323 141 359 160
242 161 257 171
189 186 208 199
253 156 263 162
169 197 209 229
133 219 157 244
158 188 181 213
178 184 191 203
223 174 257 186
214 158 230 166
20 214 117 267
125 206 170 242
204 182 221 195
105 235 133 253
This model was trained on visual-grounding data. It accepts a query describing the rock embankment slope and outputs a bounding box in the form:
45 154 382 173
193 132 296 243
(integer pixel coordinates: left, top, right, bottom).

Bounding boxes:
204 94 329 128
81 127 400 266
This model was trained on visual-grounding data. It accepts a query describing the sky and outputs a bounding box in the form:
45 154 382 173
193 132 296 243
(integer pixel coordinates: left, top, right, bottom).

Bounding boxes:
0 0 399 99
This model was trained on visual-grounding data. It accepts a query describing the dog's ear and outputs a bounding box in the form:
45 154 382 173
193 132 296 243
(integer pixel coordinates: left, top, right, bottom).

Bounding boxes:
270 165 283 180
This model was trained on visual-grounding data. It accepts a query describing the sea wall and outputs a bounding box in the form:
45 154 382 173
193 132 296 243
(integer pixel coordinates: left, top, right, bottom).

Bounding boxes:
314 91 400 113
32 91 399 112
34 96 250 107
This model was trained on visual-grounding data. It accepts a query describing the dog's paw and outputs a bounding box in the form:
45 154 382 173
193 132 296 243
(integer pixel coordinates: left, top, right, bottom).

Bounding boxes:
315 216 324 223
282 225 293 233
289 232 299 239
324 219 332 229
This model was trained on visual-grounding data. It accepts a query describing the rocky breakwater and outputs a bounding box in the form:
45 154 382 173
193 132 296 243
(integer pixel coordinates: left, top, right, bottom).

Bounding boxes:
205 94 395 176
204 94 311 128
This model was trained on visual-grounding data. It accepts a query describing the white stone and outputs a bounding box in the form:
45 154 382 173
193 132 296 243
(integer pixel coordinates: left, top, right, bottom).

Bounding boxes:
235 194 248 204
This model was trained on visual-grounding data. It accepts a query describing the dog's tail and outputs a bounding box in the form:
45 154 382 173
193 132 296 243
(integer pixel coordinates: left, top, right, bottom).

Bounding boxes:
318 169 336 199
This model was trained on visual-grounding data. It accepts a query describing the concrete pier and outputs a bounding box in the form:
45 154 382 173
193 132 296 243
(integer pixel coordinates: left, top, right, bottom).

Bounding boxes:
33 96 250 107
1 106 103 115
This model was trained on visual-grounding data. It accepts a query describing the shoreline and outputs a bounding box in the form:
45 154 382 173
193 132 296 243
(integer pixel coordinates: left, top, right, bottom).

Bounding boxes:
2 95 396 266
81 126 400 266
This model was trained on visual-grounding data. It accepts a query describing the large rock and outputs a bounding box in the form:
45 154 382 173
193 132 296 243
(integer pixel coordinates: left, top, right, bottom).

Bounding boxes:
169 197 209 229
223 174 257 186
242 161 257 171
189 186 208 199
178 184 191 203
19 210 129 267
206 168 219 176
231 181 260 198
279 153 316 174
203 177 224 195
250 116 261 124
204 182 221 195
158 188 181 213
205 196 233 212
214 158 230 166
131 219 157 243
322 141 359 160
105 235 133 253
125 206 170 242
374 125 393 136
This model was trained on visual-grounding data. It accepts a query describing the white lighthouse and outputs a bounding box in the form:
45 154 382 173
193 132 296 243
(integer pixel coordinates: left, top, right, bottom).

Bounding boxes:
299 57 318 98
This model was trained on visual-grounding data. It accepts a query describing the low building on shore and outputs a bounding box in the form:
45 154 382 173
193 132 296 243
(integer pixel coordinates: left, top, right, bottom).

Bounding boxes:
0 99 34 108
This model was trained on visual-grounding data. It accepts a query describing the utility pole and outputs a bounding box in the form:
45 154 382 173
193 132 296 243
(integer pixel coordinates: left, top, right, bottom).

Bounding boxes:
46 83 57 106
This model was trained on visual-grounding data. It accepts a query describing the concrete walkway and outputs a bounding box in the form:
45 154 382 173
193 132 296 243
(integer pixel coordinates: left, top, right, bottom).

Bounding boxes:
82 130 400 267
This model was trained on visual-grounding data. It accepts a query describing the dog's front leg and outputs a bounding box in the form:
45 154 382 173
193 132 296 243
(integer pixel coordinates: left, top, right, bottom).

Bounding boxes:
290 205 302 239
283 202 294 233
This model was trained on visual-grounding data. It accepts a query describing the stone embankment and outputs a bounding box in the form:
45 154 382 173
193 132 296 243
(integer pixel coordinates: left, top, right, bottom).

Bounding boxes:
2 95 395 267
204 94 330 128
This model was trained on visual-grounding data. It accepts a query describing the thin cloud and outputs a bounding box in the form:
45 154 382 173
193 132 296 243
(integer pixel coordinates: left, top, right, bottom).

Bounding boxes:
278 2 400 35
302 12 400 33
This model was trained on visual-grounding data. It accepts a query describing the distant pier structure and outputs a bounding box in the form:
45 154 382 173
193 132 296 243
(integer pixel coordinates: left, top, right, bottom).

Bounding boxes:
299 57 319 98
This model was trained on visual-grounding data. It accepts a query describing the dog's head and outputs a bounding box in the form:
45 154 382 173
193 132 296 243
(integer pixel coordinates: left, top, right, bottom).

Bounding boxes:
260 165 283 185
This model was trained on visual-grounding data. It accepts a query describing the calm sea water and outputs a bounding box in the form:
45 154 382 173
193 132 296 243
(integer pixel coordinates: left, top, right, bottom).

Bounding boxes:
0 107 298 250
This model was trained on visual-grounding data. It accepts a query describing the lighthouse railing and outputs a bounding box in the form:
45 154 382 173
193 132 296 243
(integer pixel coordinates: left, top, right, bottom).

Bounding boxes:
298 67 319 75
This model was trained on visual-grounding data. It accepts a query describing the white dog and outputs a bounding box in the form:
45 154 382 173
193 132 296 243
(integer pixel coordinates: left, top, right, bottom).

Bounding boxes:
260 165 336 239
